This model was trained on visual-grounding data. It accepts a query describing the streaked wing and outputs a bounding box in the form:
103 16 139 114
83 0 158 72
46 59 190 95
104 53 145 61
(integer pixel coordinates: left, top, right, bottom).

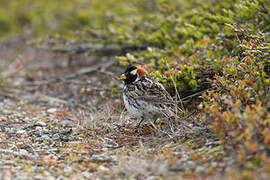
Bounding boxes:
126 76 175 104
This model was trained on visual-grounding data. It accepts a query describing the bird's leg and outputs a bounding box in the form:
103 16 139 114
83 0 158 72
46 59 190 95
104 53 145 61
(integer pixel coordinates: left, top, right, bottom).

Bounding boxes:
168 117 175 133
136 117 144 128
153 114 159 124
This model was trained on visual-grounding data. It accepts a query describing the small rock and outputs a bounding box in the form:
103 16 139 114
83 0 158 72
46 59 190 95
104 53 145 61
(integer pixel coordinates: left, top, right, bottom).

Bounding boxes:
90 154 112 163
64 166 72 174
56 175 67 180
195 166 206 174
146 176 158 180
57 154 65 160
211 162 218 167
19 149 29 156
17 130 26 134
52 134 60 139
36 126 44 131
35 121 46 127
184 161 196 170
97 165 109 172
82 171 92 178
47 108 57 113
60 128 72 135
42 135 50 140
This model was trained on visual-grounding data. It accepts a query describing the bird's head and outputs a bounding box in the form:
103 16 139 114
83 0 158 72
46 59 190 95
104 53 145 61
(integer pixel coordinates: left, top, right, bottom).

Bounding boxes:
120 65 148 85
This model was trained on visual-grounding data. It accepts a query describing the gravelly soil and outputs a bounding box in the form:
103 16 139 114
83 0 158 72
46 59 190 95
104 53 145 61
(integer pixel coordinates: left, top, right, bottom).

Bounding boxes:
0 37 235 180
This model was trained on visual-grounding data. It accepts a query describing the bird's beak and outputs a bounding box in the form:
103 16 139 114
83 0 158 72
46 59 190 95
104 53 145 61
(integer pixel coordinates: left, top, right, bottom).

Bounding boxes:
120 74 127 80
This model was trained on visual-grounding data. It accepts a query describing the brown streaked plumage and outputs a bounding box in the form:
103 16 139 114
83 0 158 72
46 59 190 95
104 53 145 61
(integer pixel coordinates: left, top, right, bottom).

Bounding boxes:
120 65 178 127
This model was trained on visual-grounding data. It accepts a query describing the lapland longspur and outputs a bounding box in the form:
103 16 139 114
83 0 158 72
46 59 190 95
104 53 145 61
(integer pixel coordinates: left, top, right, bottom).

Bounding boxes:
120 65 178 127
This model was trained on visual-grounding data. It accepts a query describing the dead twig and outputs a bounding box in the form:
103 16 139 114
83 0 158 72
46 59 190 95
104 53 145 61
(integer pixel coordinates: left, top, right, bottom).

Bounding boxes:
35 93 68 104
0 86 21 100
1 55 33 78
180 87 215 102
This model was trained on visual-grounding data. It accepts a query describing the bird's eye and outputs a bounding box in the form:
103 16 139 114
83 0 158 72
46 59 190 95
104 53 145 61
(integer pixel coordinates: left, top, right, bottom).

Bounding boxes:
130 69 137 75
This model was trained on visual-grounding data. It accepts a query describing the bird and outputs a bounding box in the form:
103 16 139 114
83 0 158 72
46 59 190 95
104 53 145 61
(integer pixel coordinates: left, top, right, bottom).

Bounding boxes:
120 65 178 127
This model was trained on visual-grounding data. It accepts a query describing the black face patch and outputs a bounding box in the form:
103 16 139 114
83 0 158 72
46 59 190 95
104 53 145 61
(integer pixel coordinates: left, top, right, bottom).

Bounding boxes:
124 66 138 85
125 66 136 74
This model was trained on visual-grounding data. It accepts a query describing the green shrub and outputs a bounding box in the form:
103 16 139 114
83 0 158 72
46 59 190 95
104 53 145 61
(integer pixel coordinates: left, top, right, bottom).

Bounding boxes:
113 0 270 170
